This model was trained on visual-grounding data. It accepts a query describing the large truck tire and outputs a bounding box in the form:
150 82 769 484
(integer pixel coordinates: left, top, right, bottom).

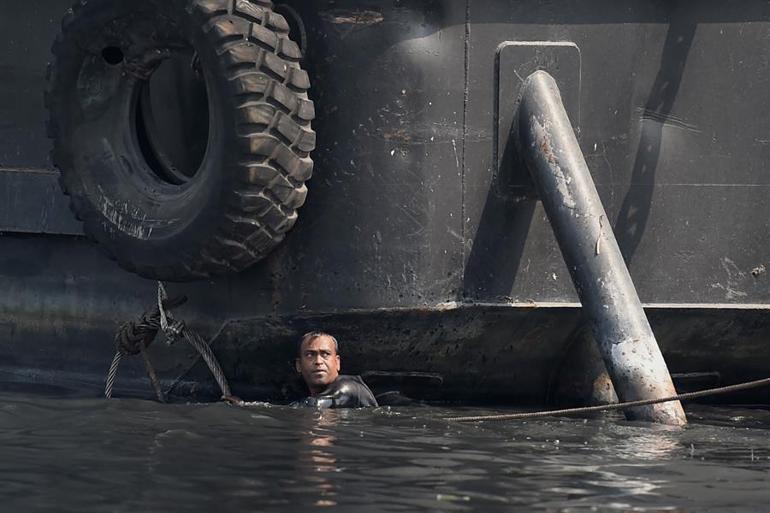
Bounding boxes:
45 0 315 281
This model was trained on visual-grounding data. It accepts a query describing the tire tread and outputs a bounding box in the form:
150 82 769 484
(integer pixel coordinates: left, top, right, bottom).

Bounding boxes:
46 0 314 281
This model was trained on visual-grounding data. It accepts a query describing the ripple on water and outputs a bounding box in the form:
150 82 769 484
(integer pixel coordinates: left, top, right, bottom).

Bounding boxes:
0 394 769 512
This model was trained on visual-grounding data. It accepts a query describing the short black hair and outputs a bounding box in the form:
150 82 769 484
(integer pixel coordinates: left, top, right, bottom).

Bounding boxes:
296 331 339 356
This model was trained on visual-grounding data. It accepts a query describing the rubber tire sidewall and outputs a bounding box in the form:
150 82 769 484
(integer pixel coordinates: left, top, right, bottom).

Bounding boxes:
51 0 247 279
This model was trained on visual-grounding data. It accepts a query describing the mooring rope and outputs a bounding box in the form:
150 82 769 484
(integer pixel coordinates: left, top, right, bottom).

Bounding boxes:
139 343 166 403
445 376 770 422
104 282 231 401
104 351 122 399
182 329 231 398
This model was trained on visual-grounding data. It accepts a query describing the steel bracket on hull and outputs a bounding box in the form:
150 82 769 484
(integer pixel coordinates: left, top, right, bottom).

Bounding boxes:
496 41 581 194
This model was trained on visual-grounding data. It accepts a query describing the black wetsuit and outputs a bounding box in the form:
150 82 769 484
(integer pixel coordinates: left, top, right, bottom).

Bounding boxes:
293 375 378 408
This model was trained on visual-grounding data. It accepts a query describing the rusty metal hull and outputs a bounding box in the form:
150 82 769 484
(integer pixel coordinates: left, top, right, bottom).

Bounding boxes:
1 1 770 403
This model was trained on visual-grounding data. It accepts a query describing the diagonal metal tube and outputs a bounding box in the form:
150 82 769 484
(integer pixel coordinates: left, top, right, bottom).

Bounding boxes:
516 70 686 426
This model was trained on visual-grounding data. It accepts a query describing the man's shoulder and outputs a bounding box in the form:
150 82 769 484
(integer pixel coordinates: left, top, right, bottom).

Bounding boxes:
292 374 379 409
328 374 378 407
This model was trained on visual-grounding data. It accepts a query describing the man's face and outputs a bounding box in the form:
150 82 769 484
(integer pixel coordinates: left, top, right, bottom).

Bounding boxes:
295 335 341 394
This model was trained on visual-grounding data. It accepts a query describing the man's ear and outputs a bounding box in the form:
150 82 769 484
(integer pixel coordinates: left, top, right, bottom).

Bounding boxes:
295 358 302 374
334 354 341 372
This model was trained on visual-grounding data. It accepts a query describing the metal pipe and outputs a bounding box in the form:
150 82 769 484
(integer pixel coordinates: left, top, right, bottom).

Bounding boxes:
516 70 686 426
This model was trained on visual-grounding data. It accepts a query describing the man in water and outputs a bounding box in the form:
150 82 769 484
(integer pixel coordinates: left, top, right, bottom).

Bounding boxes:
293 331 378 408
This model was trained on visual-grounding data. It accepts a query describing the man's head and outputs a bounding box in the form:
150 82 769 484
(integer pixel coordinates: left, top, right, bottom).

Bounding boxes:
295 332 341 395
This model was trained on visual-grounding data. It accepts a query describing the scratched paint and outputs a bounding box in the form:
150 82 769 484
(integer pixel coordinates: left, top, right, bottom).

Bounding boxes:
711 257 749 299
320 10 384 26
530 115 577 209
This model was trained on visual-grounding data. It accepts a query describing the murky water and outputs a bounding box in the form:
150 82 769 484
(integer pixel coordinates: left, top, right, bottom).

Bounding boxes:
1 391 769 512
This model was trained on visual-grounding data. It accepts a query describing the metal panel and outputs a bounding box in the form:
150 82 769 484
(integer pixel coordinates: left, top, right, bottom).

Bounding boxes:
254 0 468 312
463 0 770 304
0 0 64 170
0 169 82 235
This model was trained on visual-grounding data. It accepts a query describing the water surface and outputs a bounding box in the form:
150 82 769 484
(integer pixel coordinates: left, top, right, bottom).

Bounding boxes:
1 391 769 512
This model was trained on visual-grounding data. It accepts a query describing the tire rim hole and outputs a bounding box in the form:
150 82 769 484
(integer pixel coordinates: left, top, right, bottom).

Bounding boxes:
135 51 210 185
101 46 125 65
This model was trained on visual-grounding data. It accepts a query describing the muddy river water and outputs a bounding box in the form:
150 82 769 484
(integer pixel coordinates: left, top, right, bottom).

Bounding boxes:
1 390 769 512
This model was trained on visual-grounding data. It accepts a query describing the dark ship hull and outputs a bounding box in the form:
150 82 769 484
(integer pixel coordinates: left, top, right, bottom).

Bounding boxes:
2 0 769 404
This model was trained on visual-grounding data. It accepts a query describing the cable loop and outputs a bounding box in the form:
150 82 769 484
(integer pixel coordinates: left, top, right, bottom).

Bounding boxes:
104 282 231 402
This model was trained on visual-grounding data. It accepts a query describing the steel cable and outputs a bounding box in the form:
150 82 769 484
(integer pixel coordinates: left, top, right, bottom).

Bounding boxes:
104 351 122 399
445 376 770 422
182 329 231 398
104 283 231 401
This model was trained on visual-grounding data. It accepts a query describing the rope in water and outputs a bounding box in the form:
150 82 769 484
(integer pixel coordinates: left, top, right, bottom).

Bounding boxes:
139 343 166 402
104 290 185 400
104 282 231 401
180 328 231 398
445 376 770 422
104 351 122 399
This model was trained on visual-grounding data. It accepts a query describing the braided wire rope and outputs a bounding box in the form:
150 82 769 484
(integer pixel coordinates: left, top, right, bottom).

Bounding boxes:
104 351 122 399
157 281 171 334
445 376 770 422
104 282 231 401
183 329 232 398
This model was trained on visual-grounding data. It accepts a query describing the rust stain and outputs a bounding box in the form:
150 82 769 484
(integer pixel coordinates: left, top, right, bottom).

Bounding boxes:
382 128 411 143
321 10 384 26
538 136 557 165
